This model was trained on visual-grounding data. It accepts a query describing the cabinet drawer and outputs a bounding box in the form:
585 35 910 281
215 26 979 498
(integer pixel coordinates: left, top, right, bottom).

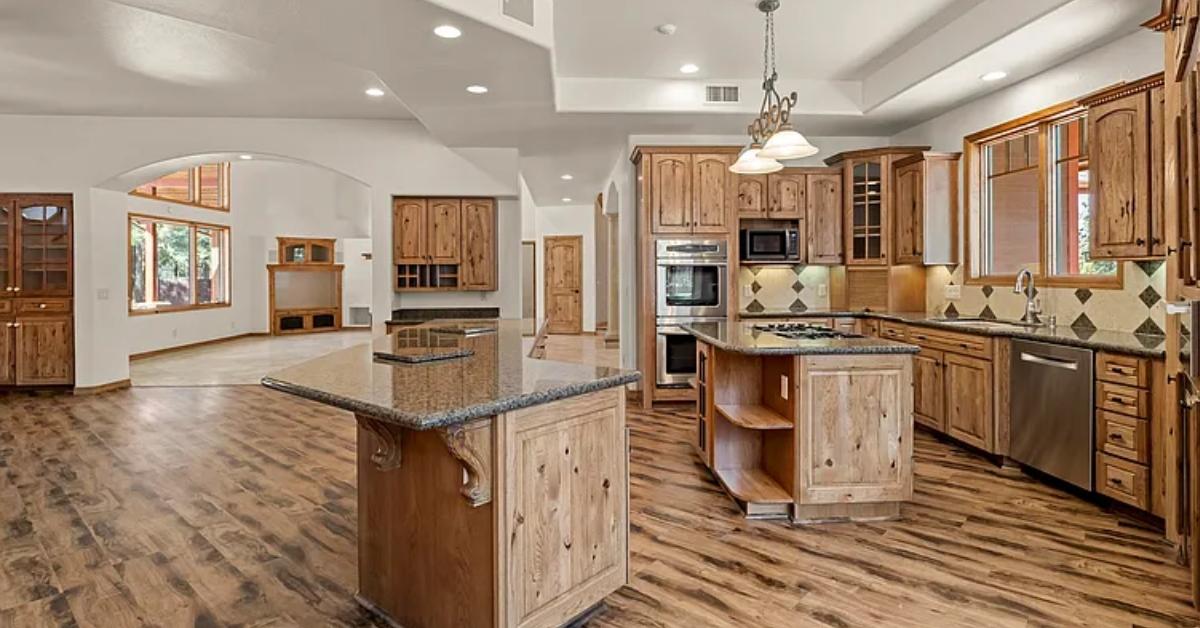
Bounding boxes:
0 300 10 316
1096 352 1149 388
879 321 908 341
1096 380 1150 418
858 319 880 337
1096 410 1149 464
15 298 71 315
1095 453 1150 510
907 326 993 359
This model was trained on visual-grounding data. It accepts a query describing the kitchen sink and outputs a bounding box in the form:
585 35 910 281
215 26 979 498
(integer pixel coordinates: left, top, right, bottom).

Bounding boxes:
929 317 1043 331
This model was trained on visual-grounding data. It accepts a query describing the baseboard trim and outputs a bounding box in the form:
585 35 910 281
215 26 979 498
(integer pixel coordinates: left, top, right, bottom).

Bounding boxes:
74 379 131 395
129 332 270 361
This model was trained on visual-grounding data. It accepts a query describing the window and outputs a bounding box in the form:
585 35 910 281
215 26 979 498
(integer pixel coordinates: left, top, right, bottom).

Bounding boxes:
132 163 231 211
129 215 230 313
965 102 1122 288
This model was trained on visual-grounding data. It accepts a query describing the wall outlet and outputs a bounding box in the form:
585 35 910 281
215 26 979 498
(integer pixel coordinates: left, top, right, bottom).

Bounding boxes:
742 285 753 298
780 375 789 400
96 288 109 301
944 284 962 300
817 284 828 297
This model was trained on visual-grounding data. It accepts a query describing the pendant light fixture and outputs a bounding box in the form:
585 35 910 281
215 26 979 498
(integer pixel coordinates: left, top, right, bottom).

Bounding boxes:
731 0 818 174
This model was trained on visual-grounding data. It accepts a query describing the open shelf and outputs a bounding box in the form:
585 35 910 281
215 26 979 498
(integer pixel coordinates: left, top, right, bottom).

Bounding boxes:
716 403 791 430
713 467 792 504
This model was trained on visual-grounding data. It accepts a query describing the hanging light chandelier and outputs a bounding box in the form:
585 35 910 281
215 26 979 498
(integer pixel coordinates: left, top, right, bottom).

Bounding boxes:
730 0 818 175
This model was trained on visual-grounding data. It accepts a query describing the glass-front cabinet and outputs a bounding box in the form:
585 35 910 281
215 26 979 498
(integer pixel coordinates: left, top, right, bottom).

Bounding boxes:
0 202 10 293
847 158 888 265
278 237 336 265
0 195 73 297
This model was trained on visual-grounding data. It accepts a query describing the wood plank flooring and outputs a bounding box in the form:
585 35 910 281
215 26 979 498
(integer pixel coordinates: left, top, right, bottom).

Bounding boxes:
0 387 1195 627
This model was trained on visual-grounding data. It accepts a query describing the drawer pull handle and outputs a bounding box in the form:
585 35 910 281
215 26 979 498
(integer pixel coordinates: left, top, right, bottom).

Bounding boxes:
1112 397 1133 406
1109 433 1124 441
1110 478 1124 486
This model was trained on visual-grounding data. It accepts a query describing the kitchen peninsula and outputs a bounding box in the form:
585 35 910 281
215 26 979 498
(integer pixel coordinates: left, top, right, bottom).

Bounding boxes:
687 321 917 522
262 320 639 628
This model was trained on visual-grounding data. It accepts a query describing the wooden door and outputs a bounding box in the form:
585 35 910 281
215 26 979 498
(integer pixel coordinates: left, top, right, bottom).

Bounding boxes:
427 199 462 264
0 198 11 295
691 154 733 234
544 236 583 334
651 154 692 234
460 199 496 291
893 161 924 264
14 316 73 386
13 195 72 297
1090 91 1152 258
944 353 993 451
393 198 427 264
0 321 13 386
768 172 805 219
912 347 944 432
806 172 843 264
736 174 768 218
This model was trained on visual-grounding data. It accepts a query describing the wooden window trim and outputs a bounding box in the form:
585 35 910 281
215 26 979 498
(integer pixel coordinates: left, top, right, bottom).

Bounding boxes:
129 162 231 212
963 100 1124 290
127 212 233 315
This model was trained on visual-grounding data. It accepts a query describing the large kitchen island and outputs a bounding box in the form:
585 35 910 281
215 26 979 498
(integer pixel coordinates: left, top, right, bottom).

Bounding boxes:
686 321 918 523
262 320 639 628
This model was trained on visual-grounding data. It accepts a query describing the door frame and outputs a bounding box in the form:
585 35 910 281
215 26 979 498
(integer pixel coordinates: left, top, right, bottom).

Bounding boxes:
543 235 583 335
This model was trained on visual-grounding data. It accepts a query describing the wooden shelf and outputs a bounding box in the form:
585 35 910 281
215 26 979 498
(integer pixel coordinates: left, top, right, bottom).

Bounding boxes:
714 467 791 504
715 403 791 430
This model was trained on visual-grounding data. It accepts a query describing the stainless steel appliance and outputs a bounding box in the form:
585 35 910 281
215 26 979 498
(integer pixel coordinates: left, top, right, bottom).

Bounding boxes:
655 239 727 319
656 317 723 387
754 322 862 340
740 227 800 262
1010 339 1094 490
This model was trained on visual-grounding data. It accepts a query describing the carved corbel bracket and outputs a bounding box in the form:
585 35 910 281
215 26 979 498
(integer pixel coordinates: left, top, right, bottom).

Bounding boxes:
439 420 493 507
356 415 403 472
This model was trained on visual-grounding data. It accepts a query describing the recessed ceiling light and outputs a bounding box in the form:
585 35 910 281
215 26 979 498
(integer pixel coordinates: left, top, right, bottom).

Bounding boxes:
680 63 700 75
433 25 462 39
560 174 574 181
466 84 489 94
239 154 253 160
980 71 1008 82
562 197 573 203
656 24 677 36
365 87 386 97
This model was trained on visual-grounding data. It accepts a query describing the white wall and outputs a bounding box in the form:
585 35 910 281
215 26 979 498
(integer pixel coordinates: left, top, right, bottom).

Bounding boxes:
0 115 520 387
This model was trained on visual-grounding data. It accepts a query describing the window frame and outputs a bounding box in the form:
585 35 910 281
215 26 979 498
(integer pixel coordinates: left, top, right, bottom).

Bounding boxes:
963 100 1124 289
129 162 231 212
127 213 233 315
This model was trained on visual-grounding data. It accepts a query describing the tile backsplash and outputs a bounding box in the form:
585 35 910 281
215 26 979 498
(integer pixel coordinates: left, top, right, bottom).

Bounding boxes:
925 261 1167 336
738 265 831 313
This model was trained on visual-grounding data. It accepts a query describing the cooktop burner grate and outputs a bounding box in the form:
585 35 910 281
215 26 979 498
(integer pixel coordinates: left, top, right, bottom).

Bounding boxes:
753 322 863 340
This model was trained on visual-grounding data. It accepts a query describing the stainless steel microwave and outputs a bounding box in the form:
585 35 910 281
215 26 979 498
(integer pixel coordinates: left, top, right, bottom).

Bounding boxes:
741 228 800 261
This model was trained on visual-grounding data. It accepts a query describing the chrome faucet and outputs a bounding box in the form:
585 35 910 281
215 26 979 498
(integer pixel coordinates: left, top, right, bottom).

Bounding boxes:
1014 268 1041 325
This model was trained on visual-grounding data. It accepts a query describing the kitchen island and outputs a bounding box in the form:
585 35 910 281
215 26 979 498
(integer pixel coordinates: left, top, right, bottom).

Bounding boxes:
262 320 639 628
686 321 918 522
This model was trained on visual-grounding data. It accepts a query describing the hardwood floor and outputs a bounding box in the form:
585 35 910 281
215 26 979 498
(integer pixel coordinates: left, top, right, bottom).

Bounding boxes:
0 387 1195 627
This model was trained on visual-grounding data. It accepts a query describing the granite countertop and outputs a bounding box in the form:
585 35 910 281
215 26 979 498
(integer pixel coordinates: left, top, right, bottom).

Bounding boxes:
685 321 919 356
262 319 640 430
738 310 1169 358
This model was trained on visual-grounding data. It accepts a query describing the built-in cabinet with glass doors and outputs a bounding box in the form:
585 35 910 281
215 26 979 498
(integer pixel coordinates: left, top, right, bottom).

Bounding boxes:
268 237 343 335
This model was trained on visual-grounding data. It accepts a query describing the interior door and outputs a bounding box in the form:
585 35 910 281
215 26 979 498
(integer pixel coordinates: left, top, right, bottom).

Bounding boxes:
544 235 583 334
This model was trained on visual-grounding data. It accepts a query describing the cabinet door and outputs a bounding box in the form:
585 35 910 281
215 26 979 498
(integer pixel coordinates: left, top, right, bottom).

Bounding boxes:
1150 85 1167 257
460 199 496 291
393 198 427 264
806 172 843 264
14 316 73 386
912 347 944 432
893 161 924 265
427 199 462 264
695 342 713 467
0 321 13 386
768 173 805 219
14 195 72 297
0 199 12 294
1090 92 1151 258
845 159 889 265
944 353 993 451
691 154 733 234
651 154 692 234
736 175 768 218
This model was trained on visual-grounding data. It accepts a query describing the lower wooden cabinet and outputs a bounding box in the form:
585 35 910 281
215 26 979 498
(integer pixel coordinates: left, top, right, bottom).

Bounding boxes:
0 321 13 385
912 347 945 431
9 316 73 386
943 353 994 451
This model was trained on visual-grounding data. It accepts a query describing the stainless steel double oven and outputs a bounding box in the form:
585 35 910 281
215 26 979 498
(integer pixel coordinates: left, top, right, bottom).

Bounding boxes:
655 239 727 387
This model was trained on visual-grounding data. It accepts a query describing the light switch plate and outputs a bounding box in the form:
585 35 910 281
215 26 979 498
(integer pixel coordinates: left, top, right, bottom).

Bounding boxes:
944 284 962 300
780 375 789 400
743 285 753 298
96 288 109 301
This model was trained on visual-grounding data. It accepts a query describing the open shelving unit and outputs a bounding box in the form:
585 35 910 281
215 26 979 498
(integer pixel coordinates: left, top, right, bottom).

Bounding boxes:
268 237 343 335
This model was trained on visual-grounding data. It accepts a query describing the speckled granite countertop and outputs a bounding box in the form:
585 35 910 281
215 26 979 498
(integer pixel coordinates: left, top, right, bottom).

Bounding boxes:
738 310 1169 358
261 319 640 430
685 321 919 356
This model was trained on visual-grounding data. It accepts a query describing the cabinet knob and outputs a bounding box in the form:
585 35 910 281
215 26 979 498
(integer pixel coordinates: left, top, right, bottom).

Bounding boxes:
1136 238 1146 246
12 287 19 292
38 303 45 309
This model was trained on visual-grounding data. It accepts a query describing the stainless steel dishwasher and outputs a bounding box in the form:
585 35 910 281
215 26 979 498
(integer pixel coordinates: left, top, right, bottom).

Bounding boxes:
1010 339 1094 490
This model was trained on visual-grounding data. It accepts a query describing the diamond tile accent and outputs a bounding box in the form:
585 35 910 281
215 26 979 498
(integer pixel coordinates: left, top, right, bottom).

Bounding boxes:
788 299 808 313
1070 313 1097 332
1135 260 1164 277
981 285 994 298
1135 317 1165 336
746 300 765 313
1074 288 1092 305
751 281 762 293
943 303 959 318
979 305 997 320
1138 285 1162 308
791 280 804 293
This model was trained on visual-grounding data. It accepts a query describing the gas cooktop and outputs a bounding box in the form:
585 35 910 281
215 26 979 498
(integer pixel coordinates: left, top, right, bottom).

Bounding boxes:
753 322 862 340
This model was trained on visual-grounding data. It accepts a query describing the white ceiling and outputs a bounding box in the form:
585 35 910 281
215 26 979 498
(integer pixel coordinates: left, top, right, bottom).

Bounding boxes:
0 0 1161 206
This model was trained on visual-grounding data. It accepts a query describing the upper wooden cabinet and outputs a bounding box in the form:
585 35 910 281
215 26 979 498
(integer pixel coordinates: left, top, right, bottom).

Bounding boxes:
393 198 427 264
651 153 693 234
826 147 929 266
807 171 844 264
892 152 960 266
736 175 768 217
767 172 805 219
636 148 735 236
691 154 735 234
460 199 497 291
1081 74 1166 259
427 199 462 264
392 196 497 292
278 237 335 265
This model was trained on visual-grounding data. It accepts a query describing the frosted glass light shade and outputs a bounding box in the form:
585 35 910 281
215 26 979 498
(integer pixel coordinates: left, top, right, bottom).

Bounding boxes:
758 128 819 160
729 147 783 175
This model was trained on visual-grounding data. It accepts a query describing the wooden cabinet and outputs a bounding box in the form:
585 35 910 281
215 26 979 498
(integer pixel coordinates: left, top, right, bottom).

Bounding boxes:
806 172 843 264
695 341 713 467
897 322 997 453
912 347 945 431
892 152 960 265
278 237 335 265
0 321 13 386
825 147 930 266
736 175 768 217
392 197 497 292
647 152 733 235
14 317 73 386
692 154 734 233
767 172 805 219
651 153 693 234
1082 75 1166 259
1093 350 1162 514
944 353 994 451
269 238 343 336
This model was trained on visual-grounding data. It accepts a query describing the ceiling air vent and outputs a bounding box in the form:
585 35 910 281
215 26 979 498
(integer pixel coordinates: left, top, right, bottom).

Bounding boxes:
705 85 740 104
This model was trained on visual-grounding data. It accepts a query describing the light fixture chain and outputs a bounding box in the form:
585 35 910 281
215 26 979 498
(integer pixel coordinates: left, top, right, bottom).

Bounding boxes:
762 10 770 83
768 11 776 78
